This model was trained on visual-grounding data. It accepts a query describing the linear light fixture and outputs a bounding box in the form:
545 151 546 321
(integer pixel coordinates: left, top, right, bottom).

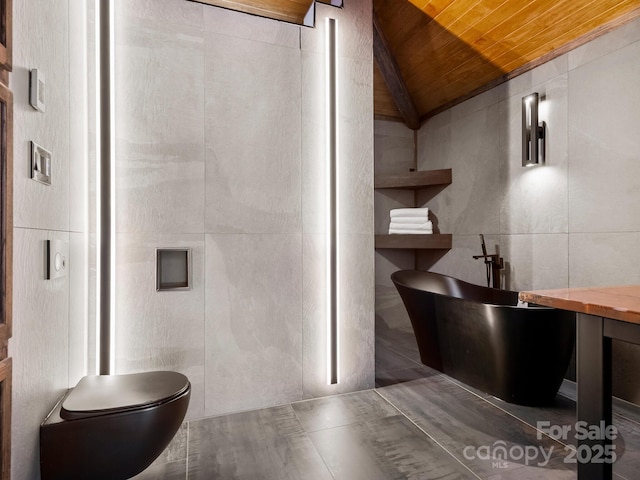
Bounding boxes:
96 0 116 375
522 92 545 167
326 17 339 385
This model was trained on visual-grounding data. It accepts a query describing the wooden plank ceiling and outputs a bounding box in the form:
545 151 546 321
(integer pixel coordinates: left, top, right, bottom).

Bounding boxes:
375 0 640 125
191 0 315 25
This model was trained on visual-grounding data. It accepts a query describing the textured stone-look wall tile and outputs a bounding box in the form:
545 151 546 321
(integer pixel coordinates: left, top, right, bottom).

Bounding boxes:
12 0 70 232
205 234 303 415
569 233 640 288
376 287 412 331
374 120 414 175
419 234 502 287
338 234 375 391
301 50 325 235
301 234 327 398
116 0 204 29
203 4 299 48
568 16 640 71
416 112 452 234
69 232 89 385
115 234 206 420
500 234 568 291
531 54 568 87
417 110 452 171
10 228 70 480
448 103 502 235
67 1 93 388
338 57 374 236
115 13 205 234
302 234 374 399
420 104 501 236
449 85 503 123
86 232 99 377
568 39 640 233
375 248 414 331
204 32 301 234
69 1 90 234
375 250 415 289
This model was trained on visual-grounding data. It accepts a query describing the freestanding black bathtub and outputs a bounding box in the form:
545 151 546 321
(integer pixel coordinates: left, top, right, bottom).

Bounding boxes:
391 270 576 406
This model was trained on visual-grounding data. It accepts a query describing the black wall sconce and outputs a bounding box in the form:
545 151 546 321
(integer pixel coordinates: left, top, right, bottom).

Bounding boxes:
522 92 545 167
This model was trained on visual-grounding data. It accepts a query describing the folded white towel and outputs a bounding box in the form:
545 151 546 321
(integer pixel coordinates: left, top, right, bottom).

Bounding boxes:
389 228 433 235
388 216 431 224
390 208 429 218
389 221 432 231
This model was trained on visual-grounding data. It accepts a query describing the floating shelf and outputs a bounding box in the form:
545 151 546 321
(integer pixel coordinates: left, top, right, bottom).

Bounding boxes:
375 234 452 250
375 168 452 190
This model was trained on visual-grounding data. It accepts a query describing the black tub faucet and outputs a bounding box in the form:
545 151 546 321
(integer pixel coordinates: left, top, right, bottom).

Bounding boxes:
472 234 504 289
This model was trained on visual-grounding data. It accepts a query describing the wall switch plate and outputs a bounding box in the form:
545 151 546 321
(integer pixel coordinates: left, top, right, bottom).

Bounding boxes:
29 69 46 112
46 240 68 280
30 141 52 186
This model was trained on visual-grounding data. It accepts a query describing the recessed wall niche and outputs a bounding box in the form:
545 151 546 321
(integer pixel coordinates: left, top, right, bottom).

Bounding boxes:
156 248 191 291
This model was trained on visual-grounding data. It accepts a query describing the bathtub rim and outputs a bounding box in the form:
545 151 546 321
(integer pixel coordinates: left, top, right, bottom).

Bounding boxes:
390 269 559 310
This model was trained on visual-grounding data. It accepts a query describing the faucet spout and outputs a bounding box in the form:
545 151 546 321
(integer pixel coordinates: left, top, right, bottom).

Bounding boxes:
472 235 504 289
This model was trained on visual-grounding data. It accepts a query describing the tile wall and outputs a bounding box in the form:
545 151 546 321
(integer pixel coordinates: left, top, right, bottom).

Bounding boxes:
114 0 375 420
10 0 374 477
9 1 93 478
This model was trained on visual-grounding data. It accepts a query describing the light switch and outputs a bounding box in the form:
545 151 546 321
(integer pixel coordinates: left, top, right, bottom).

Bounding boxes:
29 69 46 112
31 141 52 186
46 240 68 280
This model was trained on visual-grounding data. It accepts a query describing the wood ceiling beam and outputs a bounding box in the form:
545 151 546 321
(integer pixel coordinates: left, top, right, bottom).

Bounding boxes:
373 12 420 130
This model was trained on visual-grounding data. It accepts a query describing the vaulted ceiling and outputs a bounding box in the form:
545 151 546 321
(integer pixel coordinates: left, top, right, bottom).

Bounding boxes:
196 0 640 128
374 0 640 127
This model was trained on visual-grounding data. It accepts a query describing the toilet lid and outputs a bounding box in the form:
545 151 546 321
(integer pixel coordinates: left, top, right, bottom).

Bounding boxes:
61 371 190 420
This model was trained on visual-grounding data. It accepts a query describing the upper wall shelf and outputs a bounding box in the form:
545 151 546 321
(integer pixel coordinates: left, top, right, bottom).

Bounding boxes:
374 168 451 190
375 234 452 250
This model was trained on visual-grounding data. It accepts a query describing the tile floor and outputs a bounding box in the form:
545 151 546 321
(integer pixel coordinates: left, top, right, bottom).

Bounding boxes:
134 324 640 479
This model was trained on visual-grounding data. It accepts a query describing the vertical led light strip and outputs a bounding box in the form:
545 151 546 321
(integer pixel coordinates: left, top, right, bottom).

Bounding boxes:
94 0 102 375
96 0 116 375
108 0 117 375
79 0 90 377
326 18 339 385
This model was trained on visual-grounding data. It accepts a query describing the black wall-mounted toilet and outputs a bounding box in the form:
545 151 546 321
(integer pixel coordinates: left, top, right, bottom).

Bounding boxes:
40 371 190 480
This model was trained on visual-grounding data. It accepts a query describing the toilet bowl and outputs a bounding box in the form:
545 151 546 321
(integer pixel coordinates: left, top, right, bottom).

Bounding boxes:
40 371 190 480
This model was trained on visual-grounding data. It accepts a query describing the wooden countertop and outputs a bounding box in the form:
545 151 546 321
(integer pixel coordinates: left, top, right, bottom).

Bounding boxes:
519 285 640 325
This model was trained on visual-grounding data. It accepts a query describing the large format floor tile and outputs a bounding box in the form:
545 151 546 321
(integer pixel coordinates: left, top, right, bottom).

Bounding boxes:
136 322 640 479
308 414 478 480
187 405 332 480
377 374 576 479
291 390 398 432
